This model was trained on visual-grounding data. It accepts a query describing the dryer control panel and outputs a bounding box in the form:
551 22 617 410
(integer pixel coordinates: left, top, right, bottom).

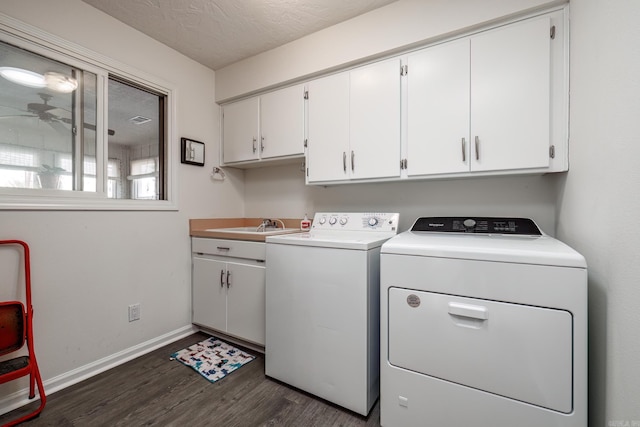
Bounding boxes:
411 217 542 235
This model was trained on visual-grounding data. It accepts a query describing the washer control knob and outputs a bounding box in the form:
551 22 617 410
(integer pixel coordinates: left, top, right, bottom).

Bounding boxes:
339 217 348 225
368 217 379 227
329 216 337 225
318 216 326 225
463 218 476 228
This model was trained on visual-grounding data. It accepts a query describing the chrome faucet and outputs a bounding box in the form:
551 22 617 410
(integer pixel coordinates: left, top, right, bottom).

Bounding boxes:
262 219 277 229
256 218 286 231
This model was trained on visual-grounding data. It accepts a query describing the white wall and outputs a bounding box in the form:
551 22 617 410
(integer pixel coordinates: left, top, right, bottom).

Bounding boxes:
557 0 640 425
215 0 563 101
224 0 640 425
0 0 244 405
245 164 560 234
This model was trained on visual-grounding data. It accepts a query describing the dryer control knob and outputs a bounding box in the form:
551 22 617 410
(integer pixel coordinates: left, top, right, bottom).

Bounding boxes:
463 218 476 229
368 217 379 227
339 217 348 225
329 217 337 225
318 217 326 225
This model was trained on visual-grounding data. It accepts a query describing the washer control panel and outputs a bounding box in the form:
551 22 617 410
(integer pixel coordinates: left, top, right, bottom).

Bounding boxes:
411 217 542 235
312 212 399 232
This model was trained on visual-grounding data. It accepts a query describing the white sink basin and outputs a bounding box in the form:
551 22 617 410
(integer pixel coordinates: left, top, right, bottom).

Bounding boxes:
206 227 301 235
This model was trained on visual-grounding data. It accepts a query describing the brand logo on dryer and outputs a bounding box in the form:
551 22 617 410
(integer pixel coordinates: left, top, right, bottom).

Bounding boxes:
407 294 421 308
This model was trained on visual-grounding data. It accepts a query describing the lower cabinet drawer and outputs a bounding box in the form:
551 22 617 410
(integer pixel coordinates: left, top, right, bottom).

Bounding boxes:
192 237 265 261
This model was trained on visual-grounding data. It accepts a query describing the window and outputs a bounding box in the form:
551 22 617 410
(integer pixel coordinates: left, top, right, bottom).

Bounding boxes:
0 40 97 192
0 18 174 210
107 77 165 200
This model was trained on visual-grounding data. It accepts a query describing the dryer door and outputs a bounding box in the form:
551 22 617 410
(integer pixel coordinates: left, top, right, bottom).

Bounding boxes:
388 288 572 413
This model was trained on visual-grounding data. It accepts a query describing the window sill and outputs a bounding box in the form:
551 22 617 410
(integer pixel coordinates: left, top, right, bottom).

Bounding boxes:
0 192 177 211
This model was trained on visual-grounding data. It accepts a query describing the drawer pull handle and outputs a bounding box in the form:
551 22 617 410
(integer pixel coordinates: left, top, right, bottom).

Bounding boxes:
217 246 230 251
448 302 488 320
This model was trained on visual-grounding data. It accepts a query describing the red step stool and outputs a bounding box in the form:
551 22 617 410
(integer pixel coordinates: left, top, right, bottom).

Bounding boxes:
0 240 46 426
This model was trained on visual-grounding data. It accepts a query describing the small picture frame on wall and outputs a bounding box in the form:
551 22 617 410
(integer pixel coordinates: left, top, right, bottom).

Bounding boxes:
181 138 205 166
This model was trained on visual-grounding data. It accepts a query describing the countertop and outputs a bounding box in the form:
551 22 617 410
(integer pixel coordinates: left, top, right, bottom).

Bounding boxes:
189 218 306 242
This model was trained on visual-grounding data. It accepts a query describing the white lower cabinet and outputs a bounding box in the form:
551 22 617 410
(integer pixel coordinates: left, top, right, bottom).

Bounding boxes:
192 238 266 346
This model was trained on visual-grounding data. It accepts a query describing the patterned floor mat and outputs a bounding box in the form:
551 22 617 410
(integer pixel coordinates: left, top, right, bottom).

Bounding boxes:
170 337 255 383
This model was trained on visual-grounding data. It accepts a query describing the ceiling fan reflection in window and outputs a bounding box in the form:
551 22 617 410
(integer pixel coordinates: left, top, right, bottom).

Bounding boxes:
0 92 115 136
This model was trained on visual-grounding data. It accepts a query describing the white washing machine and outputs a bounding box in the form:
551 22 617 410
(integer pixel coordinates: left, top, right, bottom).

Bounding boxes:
380 217 587 427
265 212 399 416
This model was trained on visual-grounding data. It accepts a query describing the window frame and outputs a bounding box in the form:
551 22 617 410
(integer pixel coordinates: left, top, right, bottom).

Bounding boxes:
0 13 177 211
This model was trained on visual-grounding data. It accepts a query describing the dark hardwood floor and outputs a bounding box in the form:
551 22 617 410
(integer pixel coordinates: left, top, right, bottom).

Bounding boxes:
0 332 381 426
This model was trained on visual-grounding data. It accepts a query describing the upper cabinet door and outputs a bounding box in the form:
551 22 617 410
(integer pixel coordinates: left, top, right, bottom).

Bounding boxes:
222 97 260 163
470 16 551 172
307 72 350 183
407 39 471 176
260 84 305 160
350 58 402 180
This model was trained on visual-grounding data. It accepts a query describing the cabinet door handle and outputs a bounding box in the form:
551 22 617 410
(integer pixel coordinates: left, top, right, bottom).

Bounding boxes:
461 137 466 162
343 152 347 173
220 269 225 288
448 302 488 320
475 136 480 161
226 270 231 288
260 136 265 153
252 137 257 154
351 150 355 172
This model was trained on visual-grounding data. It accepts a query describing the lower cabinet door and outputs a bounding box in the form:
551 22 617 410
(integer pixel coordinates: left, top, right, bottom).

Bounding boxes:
192 257 227 332
226 261 266 345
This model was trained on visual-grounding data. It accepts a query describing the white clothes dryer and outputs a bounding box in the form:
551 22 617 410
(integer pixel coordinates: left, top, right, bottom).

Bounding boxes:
266 212 399 416
380 217 587 427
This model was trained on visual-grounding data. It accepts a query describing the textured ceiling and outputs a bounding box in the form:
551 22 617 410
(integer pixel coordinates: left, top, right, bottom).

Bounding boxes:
80 0 398 70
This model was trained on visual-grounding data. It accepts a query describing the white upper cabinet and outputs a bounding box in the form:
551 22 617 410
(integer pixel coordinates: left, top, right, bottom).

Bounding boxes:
226 8 567 180
260 84 305 160
222 97 260 164
306 72 350 183
222 84 305 166
406 14 556 177
350 58 402 180
306 58 401 184
407 38 471 176
470 16 551 172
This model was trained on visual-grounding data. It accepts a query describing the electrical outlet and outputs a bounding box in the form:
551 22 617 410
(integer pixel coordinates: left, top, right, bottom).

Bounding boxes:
128 303 141 322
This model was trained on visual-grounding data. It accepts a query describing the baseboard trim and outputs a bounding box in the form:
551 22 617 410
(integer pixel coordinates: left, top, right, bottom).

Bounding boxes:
0 324 197 416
